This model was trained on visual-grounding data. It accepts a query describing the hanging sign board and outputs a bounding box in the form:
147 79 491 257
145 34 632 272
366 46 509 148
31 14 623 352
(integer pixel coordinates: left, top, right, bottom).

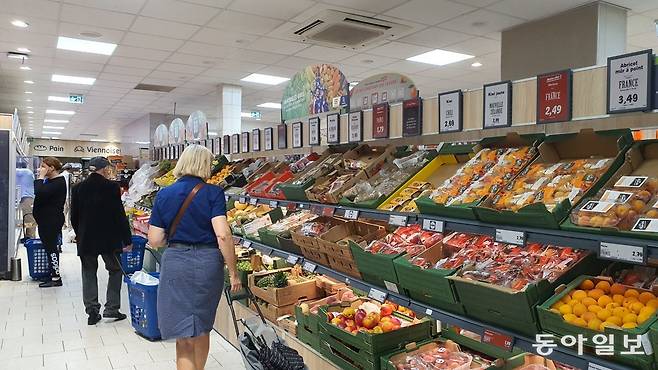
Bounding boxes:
537 70 572 124
292 121 303 148
264 127 273 151
169 118 186 144
309 117 320 146
223 135 230 155
483 81 512 129
438 90 462 133
241 132 249 153
350 73 418 111
327 113 340 144
231 134 239 154
348 111 363 142
372 102 389 139
277 123 287 149
281 64 349 121
186 110 208 141
402 97 422 137
153 124 169 147
607 49 653 114
252 129 260 151
213 138 220 154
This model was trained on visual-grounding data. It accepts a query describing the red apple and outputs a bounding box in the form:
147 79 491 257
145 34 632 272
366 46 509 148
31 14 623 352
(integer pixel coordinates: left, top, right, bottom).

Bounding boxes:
380 321 395 333
389 317 401 326
354 309 366 327
380 304 393 317
362 313 379 329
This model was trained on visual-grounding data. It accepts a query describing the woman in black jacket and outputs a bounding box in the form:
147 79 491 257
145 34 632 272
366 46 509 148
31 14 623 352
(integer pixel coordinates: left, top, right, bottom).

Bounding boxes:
33 157 67 287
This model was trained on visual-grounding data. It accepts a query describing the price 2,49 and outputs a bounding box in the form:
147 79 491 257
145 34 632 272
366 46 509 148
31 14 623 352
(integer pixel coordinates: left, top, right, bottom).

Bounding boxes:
443 119 455 128
618 93 638 105
544 104 562 117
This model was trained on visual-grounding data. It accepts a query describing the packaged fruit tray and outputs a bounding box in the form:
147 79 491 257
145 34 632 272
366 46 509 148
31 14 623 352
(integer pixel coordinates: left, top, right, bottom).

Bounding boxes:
290 216 346 251
562 140 658 241
378 142 476 214
380 338 504 370
537 275 657 368
317 221 386 268
416 133 543 220
475 128 633 229
257 211 317 249
440 326 525 360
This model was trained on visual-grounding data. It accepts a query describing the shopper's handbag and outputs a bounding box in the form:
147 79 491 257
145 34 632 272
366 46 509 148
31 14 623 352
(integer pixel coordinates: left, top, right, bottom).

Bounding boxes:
167 182 204 240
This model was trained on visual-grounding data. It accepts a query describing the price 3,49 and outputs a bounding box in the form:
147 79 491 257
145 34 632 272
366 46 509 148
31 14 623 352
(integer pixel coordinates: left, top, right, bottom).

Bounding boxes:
618 93 638 105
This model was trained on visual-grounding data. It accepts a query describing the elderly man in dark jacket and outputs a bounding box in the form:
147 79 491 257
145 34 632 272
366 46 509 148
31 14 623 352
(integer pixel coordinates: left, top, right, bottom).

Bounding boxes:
71 156 132 325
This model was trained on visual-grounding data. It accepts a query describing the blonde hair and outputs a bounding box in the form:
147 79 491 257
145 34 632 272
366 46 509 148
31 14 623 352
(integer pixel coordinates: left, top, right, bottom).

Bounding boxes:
173 144 213 180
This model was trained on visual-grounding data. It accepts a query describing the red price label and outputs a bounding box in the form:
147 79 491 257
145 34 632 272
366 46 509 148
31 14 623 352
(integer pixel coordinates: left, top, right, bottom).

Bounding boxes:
372 103 389 139
322 207 335 217
537 70 571 124
482 329 514 351
286 203 297 212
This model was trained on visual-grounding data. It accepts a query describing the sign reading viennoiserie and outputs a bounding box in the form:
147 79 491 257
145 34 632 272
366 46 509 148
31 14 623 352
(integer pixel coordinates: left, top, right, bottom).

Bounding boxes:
537 70 572 124
30 139 121 158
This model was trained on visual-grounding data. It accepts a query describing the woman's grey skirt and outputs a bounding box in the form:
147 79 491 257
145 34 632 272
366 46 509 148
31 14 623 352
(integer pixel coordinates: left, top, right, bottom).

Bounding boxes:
157 244 224 340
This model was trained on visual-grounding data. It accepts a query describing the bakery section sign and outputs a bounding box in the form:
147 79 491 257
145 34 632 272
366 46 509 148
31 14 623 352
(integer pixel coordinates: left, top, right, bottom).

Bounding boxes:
30 139 121 158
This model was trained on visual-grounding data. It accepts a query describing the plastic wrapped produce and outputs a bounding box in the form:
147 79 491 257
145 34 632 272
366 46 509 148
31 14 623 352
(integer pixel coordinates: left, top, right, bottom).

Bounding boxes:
124 163 162 207
364 225 442 256
389 340 473 370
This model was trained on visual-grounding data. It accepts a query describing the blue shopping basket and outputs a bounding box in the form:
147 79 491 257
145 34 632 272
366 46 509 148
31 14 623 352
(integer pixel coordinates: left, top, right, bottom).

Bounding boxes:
24 239 50 279
127 271 161 340
121 235 147 275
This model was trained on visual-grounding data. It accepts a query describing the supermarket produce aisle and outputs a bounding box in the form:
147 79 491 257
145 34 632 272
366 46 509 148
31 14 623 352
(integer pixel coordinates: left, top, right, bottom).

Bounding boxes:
0 243 245 370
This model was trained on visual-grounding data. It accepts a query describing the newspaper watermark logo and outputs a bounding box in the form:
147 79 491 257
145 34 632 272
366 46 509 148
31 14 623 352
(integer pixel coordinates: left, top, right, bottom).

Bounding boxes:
533 334 652 356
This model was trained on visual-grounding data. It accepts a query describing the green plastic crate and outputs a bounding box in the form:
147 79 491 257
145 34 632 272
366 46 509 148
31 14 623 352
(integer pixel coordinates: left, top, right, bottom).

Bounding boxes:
349 241 404 289
441 326 524 360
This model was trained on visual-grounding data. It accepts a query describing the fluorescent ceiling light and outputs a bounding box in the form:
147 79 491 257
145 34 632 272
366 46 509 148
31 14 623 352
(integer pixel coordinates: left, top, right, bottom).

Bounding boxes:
208 132 218 136
25 99 32 102
11 20 29 28
136 141 150 145
43 125 65 129
89 139 105 142
240 112 251 118
27 111 34 114
20 66 31 70
24 91 32 94
42 131 62 135
44 119 69 123
26 106 32 109
24 80 34 84
48 95 79 103
406 49 474 66
257 102 281 109
471 61 483 67
57 36 117 56
241 73 290 85
52 74 95 85
17 47 31 53
46 109 75 115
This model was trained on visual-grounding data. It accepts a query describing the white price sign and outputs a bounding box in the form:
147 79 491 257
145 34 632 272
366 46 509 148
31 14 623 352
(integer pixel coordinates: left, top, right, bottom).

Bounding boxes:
264 128 273 151
327 114 340 144
384 281 399 293
242 240 252 248
368 288 387 303
239 197 246 204
389 215 408 227
495 229 525 246
483 81 512 129
309 117 320 146
348 111 363 143
422 219 444 233
438 90 462 133
292 122 302 148
588 363 613 370
607 50 652 113
599 242 645 264
302 261 316 273
286 255 300 265
269 200 279 208
344 209 359 220
249 198 258 206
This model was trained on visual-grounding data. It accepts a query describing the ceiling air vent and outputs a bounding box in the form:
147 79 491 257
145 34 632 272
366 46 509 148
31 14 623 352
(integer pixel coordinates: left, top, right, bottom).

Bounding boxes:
292 10 411 50
134 83 175 92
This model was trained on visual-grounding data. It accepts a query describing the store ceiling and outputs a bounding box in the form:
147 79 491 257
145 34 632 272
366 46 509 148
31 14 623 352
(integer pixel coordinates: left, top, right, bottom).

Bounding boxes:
0 0 656 143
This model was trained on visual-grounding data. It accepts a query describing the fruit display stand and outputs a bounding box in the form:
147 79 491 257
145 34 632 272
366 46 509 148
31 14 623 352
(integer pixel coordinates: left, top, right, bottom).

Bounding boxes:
248 267 322 307
343 144 395 179
440 325 525 360
318 221 386 279
561 139 658 241
290 216 347 267
537 275 657 369
257 210 317 250
229 206 283 238
475 128 634 229
416 133 543 220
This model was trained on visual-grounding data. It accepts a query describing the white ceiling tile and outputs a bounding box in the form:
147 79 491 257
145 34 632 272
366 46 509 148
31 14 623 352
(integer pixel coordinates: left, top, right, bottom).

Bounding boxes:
275 56 324 70
3 0 61 20
415 65 471 79
60 0 146 13
54 49 112 64
245 38 309 55
220 59 268 72
51 59 106 73
380 60 433 74
228 0 316 20
177 0 232 8
147 70 196 81
0 13 59 35
444 36 500 56
384 0 475 25
340 53 399 68
366 41 432 59
166 52 218 66
319 0 408 13
178 41 238 58
207 10 284 35
228 49 288 64
98 73 143 83
103 65 153 77
109 56 161 69
58 22 125 44
486 0 584 20
627 14 656 36
122 33 184 52
61 4 136 30
0 28 58 47
157 62 207 74
191 28 259 46
437 9 525 36
113 45 173 61
334 63 371 76
609 0 658 13
294 45 355 62
141 0 221 25
253 66 299 78
399 27 473 49
130 16 200 39
94 79 139 89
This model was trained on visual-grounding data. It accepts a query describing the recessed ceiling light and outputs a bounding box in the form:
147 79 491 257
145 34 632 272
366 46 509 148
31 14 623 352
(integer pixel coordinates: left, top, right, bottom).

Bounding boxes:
241 73 290 85
44 119 69 123
89 139 105 142
43 125 65 129
24 91 32 94
46 109 75 115
20 66 31 70
11 20 29 28
26 106 32 109
24 80 34 84
27 111 34 114
471 62 483 67
240 112 251 118
208 132 218 136
135 141 150 145
48 95 79 103
25 99 32 102
17 47 31 53
57 36 117 56
257 102 281 109
42 131 62 135
407 49 474 66
52 74 96 85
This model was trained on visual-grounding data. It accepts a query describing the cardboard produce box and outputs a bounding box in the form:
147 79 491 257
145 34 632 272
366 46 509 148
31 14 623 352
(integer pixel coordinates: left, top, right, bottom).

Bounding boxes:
290 216 346 251
562 140 658 241
440 326 524 360
475 128 633 229
416 133 543 220
342 144 394 179
305 169 367 204
248 268 321 307
250 298 296 323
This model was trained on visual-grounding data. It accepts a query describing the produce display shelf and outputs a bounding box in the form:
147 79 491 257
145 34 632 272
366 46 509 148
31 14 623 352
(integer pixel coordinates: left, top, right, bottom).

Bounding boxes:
228 194 658 265
231 234 634 370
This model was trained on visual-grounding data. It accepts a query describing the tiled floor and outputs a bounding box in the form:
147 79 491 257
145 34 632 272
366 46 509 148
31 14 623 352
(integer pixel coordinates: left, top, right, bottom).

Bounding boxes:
0 243 246 370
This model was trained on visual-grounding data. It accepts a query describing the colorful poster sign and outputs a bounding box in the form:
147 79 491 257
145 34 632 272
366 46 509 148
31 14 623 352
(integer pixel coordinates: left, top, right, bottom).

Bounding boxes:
607 49 653 114
348 111 363 142
292 122 303 148
281 64 349 121
169 118 185 144
483 81 512 129
537 70 572 124
252 129 260 151
438 90 462 133
154 124 168 147
231 134 239 154
402 97 422 137
264 128 273 151
309 117 320 145
327 113 340 144
372 103 389 139
350 73 418 112
277 123 287 149
223 135 230 155
186 110 208 141
241 132 249 153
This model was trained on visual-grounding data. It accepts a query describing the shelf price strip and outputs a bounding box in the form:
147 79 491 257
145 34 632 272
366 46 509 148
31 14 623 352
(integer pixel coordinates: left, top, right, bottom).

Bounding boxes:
343 209 359 220
367 287 388 303
495 229 525 246
599 241 646 264
286 255 300 265
249 197 258 206
482 329 515 351
389 214 408 227
422 218 444 233
302 261 316 273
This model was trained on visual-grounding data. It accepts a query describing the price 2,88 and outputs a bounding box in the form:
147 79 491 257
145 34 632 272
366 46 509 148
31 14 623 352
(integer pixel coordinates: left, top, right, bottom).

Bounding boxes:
544 105 562 117
618 93 638 105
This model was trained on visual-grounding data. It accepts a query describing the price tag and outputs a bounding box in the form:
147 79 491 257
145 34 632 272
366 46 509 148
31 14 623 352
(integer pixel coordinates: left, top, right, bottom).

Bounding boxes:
588 363 613 370
389 215 408 227
384 281 399 294
269 200 279 208
422 218 444 233
322 207 335 217
344 209 360 220
632 218 658 233
438 90 462 133
495 229 525 246
249 198 258 206
242 240 252 249
345 277 350 285
482 329 514 351
641 332 654 355
286 255 300 265
239 197 246 204
599 242 646 264
368 288 388 303
302 261 317 273
225 195 229 202
310 205 322 215
425 308 433 316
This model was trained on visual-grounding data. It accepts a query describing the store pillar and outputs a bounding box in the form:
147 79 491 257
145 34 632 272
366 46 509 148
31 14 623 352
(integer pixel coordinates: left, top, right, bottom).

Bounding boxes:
216 84 242 137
